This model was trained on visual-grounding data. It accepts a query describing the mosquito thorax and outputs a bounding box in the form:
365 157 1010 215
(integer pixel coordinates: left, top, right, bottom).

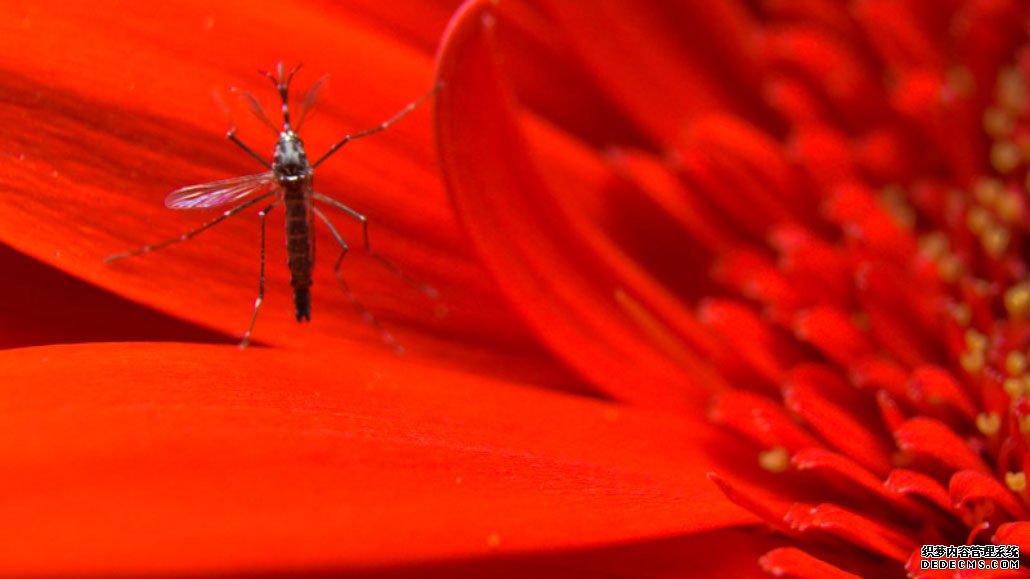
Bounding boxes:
273 130 311 181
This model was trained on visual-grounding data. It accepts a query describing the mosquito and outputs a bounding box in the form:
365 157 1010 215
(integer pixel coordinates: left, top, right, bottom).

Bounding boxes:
107 63 441 349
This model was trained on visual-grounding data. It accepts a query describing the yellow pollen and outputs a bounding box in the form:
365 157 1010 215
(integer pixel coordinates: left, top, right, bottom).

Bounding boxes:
996 192 1022 223
991 140 1022 174
984 106 1015 138
950 304 972 327
1003 377 1025 398
965 329 988 352
976 412 1002 436
918 233 949 258
974 177 1004 206
966 206 993 235
960 349 985 374
1005 471 1027 493
998 67 1028 114
937 254 964 282
1005 282 1030 319
759 447 790 473
982 225 1011 258
1006 351 1028 375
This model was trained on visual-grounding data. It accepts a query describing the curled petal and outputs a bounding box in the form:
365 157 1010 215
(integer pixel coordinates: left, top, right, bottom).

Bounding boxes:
435 0 717 408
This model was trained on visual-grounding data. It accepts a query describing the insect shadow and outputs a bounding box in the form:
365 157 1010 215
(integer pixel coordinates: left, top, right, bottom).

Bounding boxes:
107 63 441 351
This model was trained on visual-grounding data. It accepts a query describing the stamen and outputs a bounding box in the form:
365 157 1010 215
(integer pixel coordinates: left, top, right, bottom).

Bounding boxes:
975 412 1001 436
950 304 971 326
937 254 964 283
995 192 1021 223
984 106 1015 138
990 140 1022 174
918 232 948 259
1003 377 1025 398
964 329 988 352
973 177 1004 206
1005 471 1027 493
998 67 1027 114
759 447 790 473
1005 351 1027 375
981 225 1011 258
1005 282 1030 319
965 205 992 235
959 349 985 374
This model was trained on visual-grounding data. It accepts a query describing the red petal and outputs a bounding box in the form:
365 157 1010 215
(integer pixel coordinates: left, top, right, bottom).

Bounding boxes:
893 417 992 474
758 25 885 127
792 306 874 369
784 373 893 475
854 0 948 72
950 470 1029 521
714 248 803 318
0 342 754 576
784 503 915 561
993 522 1030 551
676 115 815 236
908 366 978 422
0 244 228 348
884 468 952 513
823 183 919 265
0 1 522 355
537 1 772 144
701 299 806 386
708 472 794 535
788 127 857 190
434 0 710 408
759 547 862 579
770 224 854 311
852 357 910 400
792 448 930 519
710 391 824 453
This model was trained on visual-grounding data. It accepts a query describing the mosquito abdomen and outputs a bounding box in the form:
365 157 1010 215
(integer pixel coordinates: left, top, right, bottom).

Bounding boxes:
293 286 312 322
284 190 313 322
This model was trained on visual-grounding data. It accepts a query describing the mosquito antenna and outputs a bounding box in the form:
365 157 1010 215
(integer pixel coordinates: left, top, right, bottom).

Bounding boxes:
230 87 279 134
260 62 303 129
295 75 328 132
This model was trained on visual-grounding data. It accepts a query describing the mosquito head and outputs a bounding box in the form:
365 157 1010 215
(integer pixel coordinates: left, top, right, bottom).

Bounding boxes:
260 62 303 131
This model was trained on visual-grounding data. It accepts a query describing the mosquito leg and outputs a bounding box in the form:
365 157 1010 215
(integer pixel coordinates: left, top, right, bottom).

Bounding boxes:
227 129 273 169
313 192 437 298
105 192 277 263
241 200 282 348
312 80 444 168
313 206 404 354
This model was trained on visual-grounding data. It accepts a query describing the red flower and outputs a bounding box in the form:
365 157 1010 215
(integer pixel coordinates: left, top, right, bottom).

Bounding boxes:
436 0 1030 577
0 1 755 577
4 0 1030 577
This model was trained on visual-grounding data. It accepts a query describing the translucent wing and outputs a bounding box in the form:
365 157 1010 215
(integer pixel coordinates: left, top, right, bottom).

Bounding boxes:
165 172 276 209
